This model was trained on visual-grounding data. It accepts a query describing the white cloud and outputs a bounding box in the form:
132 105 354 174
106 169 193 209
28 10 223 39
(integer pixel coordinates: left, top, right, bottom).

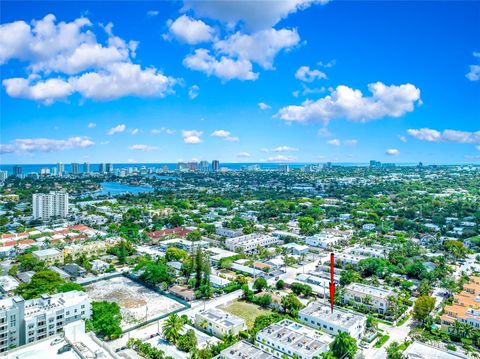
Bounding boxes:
398 135 407 142
183 48 258 81
211 130 239 142
407 128 480 143
152 127 175 135
87 122 96 128
131 128 139 135
343 139 358 146
147 10 159 17
236 152 251 158
182 130 203 144
272 146 298 152
386 148 400 156
108 124 126 135
70 62 176 100
466 52 480 81
276 82 421 125
214 28 300 69
128 144 158 152
0 136 94 154
258 102 271 110
327 139 341 146
476 145 480 151
295 65 327 82
166 15 215 44
266 155 296 162
188 85 200 99
317 59 335 68
182 0 329 31
2 76 73 104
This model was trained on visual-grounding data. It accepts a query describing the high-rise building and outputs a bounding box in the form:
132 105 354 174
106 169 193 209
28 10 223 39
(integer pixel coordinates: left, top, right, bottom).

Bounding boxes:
39 168 50 176
212 160 220 172
32 191 69 220
71 163 80 174
0 170 8 182
278 164 289 173
99 163 106 173
370 160 381 167
13 165 22 177
106 163 113 173
83 162 90 174
177 162 188 172
188 161 198 172
57 163 64 175
0 291 90 353
199 160 209 172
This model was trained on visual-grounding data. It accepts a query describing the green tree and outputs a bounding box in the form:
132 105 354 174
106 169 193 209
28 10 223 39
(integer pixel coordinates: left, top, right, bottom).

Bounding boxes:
177 329 197 352
340 269 361 286
412 295 435 323
140 259 171 286
281 293 303 317
386 341 405 359
57 282 86 293
162 313 184 344
253 277 268 292
165 247 188 262
298 216 315 235
276 279 285 290
330 331 357 359
15 270 65 299
88 301 122 339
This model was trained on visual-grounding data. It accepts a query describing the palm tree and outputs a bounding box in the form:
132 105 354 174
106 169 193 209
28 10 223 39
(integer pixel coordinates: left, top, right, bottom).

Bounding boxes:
330 331 357 359
162 313 184 344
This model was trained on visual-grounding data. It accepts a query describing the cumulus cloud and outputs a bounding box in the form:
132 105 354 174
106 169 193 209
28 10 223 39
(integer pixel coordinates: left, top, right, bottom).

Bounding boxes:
295 66 327 82
236 152 251 158
272 146 298 152
87 122 96 128
211 129 239 141
182 130 203 144
182 0 329 31
131 128 139 135
2 76 73 104
398 135 407 142
214 28 300 69
258 102 271 110
327 139 357 146
327 139 341 146
128 144 158 152
466 51 480 81
276 82 421 125
266 154 296 162
0 14 178 103
108 124 126 135
386 148 400 156
183 49 258 81
147 10 159 17
165 15 215 44
152 127 175 135
189 85 200 99
0 136 94 154
407 128 480 143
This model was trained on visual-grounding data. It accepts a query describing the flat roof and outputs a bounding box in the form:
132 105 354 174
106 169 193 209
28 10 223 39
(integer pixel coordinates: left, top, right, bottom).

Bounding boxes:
299 301 366 328
198 308 245 328
220 340 275 359
346 283 394 298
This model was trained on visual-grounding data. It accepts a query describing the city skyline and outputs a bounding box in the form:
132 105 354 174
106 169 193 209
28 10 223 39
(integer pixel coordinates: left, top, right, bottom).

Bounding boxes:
1 1 479 164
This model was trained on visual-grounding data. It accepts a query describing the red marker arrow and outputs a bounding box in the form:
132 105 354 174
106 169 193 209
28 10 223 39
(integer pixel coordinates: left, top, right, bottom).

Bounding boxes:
329 252 335 313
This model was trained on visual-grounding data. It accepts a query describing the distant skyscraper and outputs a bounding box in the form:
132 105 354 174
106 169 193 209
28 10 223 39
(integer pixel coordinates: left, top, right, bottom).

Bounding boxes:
278 164 289 173
370 160 381 167
199 160 209 172
0 171 8 182
99 163 106 173
39 168 50 176
177 162 188 172
106 163 113 173
71 162 80 174
212 160 220 172
188 162 198 172
32 191 69 220
13 165 22 177
57 162 64 175
83 162 90 173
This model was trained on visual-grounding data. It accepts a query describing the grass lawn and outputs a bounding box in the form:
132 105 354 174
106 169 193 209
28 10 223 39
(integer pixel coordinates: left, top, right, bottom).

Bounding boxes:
374 334 390 348
223 300 272 329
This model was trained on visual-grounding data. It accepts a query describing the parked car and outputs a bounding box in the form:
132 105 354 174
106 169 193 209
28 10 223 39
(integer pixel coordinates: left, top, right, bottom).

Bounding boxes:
57 344 72 354
50 337 63 346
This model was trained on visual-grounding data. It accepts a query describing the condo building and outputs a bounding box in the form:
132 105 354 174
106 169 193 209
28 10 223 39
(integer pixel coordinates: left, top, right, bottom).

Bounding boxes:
32 191 69 220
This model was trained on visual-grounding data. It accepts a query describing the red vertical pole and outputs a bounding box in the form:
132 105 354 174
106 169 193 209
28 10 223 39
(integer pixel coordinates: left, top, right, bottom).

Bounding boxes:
329 252 335 313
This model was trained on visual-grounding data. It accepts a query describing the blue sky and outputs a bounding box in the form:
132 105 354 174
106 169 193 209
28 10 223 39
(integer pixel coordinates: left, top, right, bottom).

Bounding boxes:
1 0 479 164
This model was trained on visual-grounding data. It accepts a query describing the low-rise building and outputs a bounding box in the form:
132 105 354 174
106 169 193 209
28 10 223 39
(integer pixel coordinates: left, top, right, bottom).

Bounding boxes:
0 290 90 353
256 319 334 359
32 248 64 265
305 229 352 249
299 302 367 339
343 283 394 314
225 234 280 254
195 308 246 338
218 340 275 359
441 276 480 331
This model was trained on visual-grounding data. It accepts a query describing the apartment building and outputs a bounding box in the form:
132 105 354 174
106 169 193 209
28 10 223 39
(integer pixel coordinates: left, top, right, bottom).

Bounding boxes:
225 234 280 254
218 340 275 359
441 276 480 331
343 283 394 314
0 290 90 352
195 308 246 338
256 319 334 359
305 229 352 249
32 191 69 220
32 248 64 265
299 301 367 339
